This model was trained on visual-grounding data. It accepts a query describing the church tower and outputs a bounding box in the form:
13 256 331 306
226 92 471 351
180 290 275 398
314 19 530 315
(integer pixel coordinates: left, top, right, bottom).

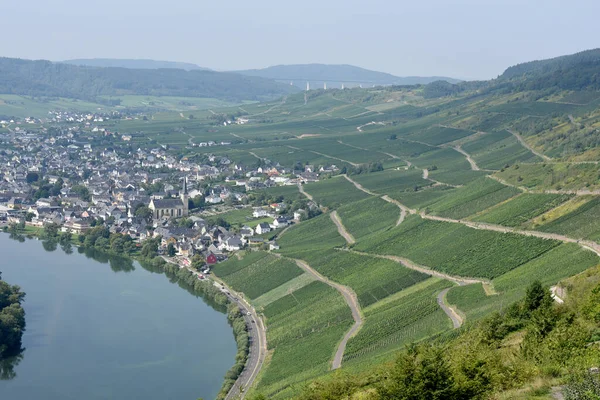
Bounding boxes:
181 177 189 216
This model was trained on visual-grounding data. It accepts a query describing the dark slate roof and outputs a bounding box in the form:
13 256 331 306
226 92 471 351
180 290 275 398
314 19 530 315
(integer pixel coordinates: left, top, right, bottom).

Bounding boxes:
151 198 183 208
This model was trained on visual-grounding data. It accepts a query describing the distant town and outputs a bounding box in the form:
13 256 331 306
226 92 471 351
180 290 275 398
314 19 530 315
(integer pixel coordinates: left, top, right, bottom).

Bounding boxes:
0 110 329 270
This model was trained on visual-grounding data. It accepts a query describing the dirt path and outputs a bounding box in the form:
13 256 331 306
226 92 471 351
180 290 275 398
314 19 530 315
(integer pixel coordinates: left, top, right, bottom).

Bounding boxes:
275 255 363 370
162 257 266 400
297 184 314 201
330 211 356 245
487 175 600 196
342 174 377 195
507 129 551 161
437 288 463 328
381 195 411 226
419 212 600 257
454 146 481 171
310 150 359 167
344 249 493 288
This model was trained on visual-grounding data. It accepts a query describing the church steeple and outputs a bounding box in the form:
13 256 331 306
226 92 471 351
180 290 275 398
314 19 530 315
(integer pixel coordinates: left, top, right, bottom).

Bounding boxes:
181 177 189 216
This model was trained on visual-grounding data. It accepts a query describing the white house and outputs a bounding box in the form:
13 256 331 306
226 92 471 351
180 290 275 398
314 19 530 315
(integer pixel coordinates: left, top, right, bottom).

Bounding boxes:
255 222 271 235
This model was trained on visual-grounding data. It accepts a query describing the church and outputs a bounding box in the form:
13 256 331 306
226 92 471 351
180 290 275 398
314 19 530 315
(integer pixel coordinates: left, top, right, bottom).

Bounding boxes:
148 179 189 219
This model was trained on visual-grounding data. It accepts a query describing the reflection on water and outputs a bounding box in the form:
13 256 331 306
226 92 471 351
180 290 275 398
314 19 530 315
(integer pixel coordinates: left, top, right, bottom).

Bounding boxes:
0 352 24 381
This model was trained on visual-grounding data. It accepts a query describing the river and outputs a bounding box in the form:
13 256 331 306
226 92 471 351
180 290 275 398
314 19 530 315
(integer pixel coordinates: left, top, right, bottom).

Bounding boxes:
0 234 237 400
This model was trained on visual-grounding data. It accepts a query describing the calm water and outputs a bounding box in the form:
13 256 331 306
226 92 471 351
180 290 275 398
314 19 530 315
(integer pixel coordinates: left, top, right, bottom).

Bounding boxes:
0 234 236 400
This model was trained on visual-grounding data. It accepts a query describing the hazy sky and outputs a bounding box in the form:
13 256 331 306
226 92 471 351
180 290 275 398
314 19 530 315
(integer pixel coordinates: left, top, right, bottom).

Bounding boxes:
2 0 599 80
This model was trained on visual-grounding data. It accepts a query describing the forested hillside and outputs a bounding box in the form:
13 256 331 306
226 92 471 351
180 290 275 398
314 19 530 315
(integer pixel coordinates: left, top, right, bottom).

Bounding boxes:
63 58 208 71
236 64 461 87
0 58 298 102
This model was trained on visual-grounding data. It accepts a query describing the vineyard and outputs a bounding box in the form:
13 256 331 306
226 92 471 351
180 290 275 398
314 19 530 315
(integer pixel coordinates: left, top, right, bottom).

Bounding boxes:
277 212 346 252
537 196 600 241
493 163 600 191
471 193 573 227
352 168 432 195
257 281 353 396
343 279 453 364
287 248 430 308
446 243 599 320
216 254 303 299
302 176 370 208
423 177 521 219
407 126 474 146
461 130 541 170
356 215 560 279
336 197 399 240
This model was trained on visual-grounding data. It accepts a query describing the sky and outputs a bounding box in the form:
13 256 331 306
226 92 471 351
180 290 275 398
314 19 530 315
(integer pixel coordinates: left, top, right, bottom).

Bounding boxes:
2 0 599 80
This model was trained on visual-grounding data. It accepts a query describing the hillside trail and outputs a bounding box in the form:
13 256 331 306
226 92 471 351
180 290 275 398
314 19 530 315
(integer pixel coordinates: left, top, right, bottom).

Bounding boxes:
437 288 463 328
487 175 600 196
273 253 363 370
336 140 412 168
454 145 481 171
342 248 494 328
330 211 356 245
420 212 600 257
381 195 410 226
507 129 552 161
342 174 377 195
297 183 314 201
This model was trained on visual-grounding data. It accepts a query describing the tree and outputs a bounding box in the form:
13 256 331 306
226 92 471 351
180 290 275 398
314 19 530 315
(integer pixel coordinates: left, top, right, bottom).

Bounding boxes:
26 172 39 183
135 205 153 220
167 243 176 257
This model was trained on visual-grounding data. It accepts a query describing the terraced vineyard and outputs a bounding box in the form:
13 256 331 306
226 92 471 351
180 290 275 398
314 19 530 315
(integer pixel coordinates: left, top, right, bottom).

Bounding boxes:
213 252 303 299
461 130 541 169
355 215 560 279
344 279 453 364
471 193 573 227
257 281 354 397
122 60 600 399
336 197 399 239
446 243 599 321
302 176 370 208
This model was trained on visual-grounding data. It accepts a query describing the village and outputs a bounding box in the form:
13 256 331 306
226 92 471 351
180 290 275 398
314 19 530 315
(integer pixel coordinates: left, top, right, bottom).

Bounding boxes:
0 112 328 272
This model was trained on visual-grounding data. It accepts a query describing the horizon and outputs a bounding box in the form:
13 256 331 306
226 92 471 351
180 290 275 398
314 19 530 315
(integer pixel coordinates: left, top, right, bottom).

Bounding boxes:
2 0 599 81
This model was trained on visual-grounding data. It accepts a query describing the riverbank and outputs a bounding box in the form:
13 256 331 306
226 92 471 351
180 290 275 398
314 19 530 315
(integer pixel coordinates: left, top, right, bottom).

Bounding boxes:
0 229 252 400
162 256 267 400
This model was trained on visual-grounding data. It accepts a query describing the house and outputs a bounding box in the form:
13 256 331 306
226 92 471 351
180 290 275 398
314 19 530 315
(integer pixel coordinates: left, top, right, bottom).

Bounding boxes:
252 207 268 218
256 222 271 235
239 226 254 238
206 253 218 265
294 209 307 221
224 236 243 251
273 216 289 228
269 242 280 250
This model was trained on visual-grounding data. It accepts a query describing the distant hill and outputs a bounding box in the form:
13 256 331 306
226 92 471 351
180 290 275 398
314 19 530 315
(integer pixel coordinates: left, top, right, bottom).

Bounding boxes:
497 48 600 92
234 64 461 88
0 57 298 102
63 58 209 71
423 48 600 99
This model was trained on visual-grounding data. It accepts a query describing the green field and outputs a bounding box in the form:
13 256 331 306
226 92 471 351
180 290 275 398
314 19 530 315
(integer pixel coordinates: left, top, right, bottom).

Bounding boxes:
356 215 560 279
423 177 521 219
494 162 600 191
446 243 599 321
537 196 600 241
257 281 353 397
336 197 399 240
461 130 541 169
277 213 346 253
471 193 573 227
302 176 370 208
344 279 453 364
213 252 303 299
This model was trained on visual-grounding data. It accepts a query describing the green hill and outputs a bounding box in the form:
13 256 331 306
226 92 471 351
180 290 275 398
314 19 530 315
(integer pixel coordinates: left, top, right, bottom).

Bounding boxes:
63 58 209 71
235 64 461 88
0 57 298 102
